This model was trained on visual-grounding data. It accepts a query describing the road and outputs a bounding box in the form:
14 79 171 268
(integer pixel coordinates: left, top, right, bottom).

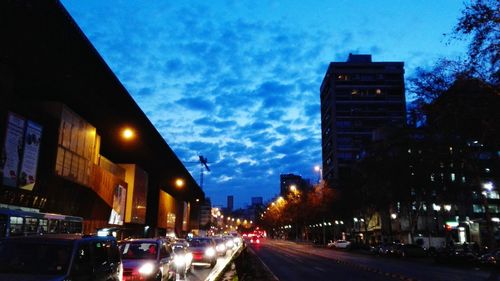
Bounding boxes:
250 239 498 281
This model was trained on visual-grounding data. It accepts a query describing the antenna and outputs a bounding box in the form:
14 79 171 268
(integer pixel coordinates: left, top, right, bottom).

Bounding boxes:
198 155 210 189
185 155 210 189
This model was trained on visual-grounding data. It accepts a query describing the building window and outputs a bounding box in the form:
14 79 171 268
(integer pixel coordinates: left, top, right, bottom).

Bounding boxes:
473 204 485 213
487 191 500 199
375 89 382 95
450 173 456 181
55 107 99 186
351 89 358 95
488 205 500 213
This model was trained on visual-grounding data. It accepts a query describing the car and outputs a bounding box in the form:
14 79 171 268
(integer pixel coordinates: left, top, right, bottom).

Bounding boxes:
435 244 479 265
174 238 189 248
0 234 122 281
375 242 400 255
250 236 260 244
331 240 351 249
395 244 426 257
188 237 217 268
119 238 176 281
213 237 228 256
223 235 236 250
172 243 193 279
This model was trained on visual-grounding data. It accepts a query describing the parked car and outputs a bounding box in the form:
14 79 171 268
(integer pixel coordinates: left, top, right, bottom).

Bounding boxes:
376 242 400 255
435 245 478 265
119 238 176 281
0 234 122 281
189 237 217 268
395 244 427 257
172 243 193 279
329 240 352 249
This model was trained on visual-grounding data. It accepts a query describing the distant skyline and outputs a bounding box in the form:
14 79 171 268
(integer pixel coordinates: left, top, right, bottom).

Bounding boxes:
61 0 469 208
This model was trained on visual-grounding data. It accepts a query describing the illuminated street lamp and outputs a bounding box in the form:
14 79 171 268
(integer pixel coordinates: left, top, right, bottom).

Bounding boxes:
175 178 185 188
121 127 135 140
483 182 494 192
314 165 323 183
290 185 297 192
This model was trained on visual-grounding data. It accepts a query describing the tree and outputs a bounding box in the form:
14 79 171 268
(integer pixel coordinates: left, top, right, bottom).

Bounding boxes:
452 0 499 83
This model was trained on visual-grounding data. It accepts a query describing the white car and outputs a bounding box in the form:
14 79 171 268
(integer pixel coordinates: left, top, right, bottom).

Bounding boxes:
332 240 351 249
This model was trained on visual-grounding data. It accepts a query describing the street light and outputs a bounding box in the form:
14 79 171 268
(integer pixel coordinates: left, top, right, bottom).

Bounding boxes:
175 178 185 188
290 185 297 192
121 127 135 140
314 165 323 183
483 182 494 192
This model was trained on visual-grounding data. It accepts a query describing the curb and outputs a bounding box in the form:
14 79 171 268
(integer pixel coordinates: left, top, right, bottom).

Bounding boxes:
208 244 245 281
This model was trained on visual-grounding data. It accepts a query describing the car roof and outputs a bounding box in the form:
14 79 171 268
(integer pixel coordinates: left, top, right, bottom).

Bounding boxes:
121 238 166 243
1 234 115 242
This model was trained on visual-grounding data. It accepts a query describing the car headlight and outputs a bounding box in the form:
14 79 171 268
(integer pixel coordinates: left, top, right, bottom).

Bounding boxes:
138 263 155 275
174 256 186 267
226 240 234 248
216 244 226 252
205 247 216 257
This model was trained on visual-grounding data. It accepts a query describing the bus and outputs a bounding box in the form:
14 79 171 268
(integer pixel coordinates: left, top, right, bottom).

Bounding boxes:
0 207 83 238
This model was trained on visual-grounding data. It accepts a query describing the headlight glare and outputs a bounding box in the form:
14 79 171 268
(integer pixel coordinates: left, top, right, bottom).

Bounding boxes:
174 256 186 267
205 247 216 257
138 263 155 275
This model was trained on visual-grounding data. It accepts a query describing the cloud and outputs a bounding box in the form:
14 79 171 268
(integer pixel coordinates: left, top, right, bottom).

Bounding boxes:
176 97 215 112
61 0 467 208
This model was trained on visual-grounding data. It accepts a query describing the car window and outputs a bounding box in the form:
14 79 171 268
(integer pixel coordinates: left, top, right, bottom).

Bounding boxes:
0 240 73 274
159 243 171 259
190 239 211 247
93 241 109 266
120 242 158 260
72 243 92 276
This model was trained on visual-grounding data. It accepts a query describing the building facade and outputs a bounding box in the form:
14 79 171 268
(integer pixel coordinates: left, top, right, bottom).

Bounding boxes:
319 54 406 186
0 0 204 237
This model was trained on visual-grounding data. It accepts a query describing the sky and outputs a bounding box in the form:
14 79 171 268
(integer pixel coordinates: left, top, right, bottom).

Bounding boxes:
61 0 469 209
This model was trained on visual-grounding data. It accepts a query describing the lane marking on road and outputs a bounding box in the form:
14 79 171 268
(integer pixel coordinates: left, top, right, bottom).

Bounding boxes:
313 266 326 272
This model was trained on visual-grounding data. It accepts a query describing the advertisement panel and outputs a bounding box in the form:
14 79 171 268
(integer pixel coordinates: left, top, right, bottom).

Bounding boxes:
19 121 43 191
109 184 127 225
2 113 26 187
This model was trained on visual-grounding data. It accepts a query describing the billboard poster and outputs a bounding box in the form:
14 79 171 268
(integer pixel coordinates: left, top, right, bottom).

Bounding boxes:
109 184 126 225
2 113 26 187
19 121 43 191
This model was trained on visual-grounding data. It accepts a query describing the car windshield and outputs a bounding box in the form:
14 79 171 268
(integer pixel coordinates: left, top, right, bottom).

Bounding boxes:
190 239 211 247
0 240 72 275
173 247 185 255
120 242 158 260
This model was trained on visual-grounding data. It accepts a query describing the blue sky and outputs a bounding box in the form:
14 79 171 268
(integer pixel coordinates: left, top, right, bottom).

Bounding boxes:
61 0 468 209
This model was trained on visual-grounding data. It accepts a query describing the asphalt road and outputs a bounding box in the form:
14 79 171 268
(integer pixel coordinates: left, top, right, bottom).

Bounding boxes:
250 239 498 281
182 244 241 281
